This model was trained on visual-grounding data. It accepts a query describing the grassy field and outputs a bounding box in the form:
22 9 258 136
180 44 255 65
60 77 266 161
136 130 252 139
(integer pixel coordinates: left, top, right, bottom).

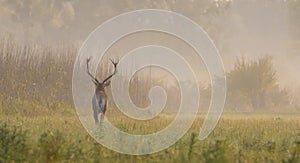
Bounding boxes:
0 39 299 162
1 107 300 162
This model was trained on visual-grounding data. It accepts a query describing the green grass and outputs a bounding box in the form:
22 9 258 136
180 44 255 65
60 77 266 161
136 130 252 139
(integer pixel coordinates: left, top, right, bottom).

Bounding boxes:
1 109 300 162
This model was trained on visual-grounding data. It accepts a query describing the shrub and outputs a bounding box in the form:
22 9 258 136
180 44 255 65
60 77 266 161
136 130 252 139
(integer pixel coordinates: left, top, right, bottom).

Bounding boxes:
38 130 65 162
0 123 28 162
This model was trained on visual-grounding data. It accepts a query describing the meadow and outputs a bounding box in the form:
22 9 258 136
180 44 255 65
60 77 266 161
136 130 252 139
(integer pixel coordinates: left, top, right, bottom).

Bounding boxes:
0 38 300 162
1 108 300 162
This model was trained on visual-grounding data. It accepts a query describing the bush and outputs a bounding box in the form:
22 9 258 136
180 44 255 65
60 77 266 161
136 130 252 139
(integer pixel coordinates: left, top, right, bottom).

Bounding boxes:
38 130 66 162
0 123 28 162
227 56 290 111
201 140 229 163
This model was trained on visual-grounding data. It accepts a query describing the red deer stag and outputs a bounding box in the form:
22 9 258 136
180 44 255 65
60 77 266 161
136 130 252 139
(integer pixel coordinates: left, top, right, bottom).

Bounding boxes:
86 57 118 123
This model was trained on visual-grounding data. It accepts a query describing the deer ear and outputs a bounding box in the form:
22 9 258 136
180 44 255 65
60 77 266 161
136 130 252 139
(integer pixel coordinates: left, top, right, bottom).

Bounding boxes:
104 80 111 87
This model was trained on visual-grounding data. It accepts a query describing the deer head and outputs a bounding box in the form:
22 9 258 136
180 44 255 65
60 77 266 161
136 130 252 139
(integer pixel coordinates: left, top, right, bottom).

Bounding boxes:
86 57 118 92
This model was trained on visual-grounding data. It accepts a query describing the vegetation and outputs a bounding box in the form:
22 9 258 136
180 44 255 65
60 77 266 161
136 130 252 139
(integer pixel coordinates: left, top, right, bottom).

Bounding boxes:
1 110 300 162
226 56 290 111
0 38 297 114
0 38 299 162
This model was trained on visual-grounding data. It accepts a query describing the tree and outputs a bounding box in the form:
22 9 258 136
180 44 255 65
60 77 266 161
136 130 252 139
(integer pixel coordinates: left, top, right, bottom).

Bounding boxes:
227 56 289 111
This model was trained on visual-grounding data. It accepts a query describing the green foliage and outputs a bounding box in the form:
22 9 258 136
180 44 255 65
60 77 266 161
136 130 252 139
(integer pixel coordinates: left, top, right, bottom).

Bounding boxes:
0 123 28 162
64 139 85 161
282 141 300 163
188 132 197 161
0 114 300 162
201 140 229 163
88 142 104 162
37 129 87 162
38 130 66 162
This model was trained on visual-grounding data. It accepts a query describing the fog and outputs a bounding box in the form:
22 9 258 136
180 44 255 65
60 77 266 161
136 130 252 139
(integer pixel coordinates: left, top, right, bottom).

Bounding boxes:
0 0 299 93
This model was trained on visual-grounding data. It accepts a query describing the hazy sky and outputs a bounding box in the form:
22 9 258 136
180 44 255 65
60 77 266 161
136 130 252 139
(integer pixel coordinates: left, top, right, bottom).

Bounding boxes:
0 0 299 88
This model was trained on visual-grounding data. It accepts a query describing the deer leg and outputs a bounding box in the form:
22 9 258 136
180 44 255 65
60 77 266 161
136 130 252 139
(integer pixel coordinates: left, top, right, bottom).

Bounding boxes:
93 109 99 124
99 98 106 123
92 96 100 124
100 113 105 123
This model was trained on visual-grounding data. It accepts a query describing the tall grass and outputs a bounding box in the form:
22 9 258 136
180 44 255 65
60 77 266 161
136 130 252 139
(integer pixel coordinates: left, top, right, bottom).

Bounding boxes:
0 37 196 115
1 115 300 162
0 37 76 103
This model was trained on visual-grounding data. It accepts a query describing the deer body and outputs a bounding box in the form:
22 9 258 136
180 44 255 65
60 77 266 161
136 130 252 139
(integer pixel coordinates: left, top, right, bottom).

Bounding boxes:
86 57 118 123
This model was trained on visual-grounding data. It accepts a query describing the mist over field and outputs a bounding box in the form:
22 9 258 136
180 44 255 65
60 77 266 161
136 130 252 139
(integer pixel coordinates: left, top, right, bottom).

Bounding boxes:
0 0 299 85
0 0 299 112
1 0 300 162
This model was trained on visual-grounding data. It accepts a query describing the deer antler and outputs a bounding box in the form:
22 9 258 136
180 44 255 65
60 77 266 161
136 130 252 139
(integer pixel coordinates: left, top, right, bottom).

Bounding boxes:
86 57 100 84
102 58 119 84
